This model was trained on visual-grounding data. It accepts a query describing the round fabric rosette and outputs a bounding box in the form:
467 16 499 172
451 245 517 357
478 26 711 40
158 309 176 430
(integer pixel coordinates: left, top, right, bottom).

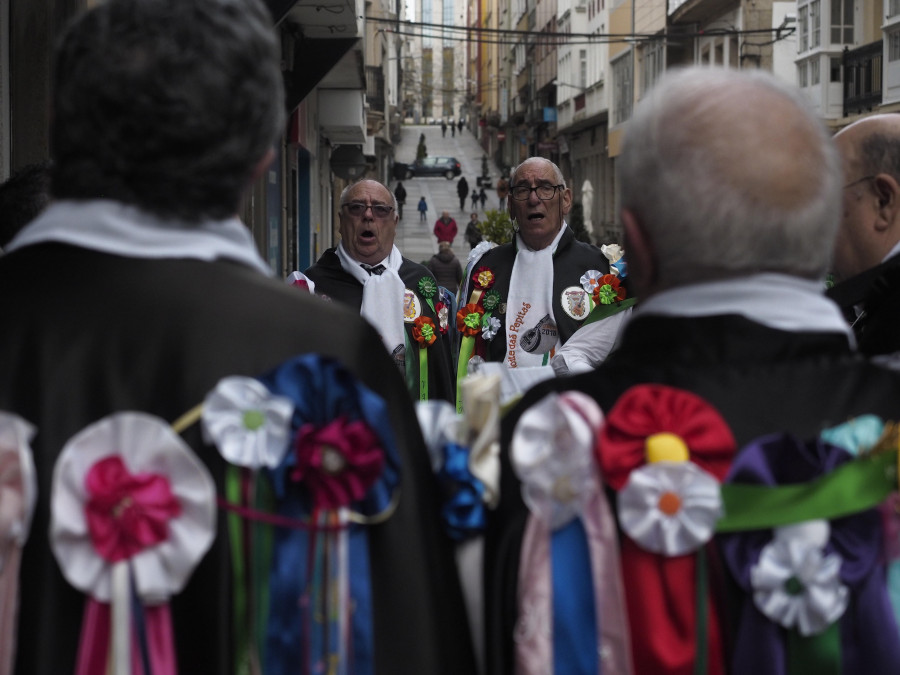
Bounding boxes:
580 269 605 293
457 303 485 337
50 412 216 603
291 417 384 510
750 520 848 636
417 276 437 298
202 376 294 470
618 461 722 556
466 355 485 375
413 316 438 346
482 289 502 311
435 302 450 333
0 412 36 565
472 266 495 290
481 315 501 342
592 274 626 305
512 392 601 529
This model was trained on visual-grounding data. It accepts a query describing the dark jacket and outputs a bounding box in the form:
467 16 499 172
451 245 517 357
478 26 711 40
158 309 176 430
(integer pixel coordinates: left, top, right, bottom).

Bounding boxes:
465 220 483 249
457 177 469 199
427 248 463 294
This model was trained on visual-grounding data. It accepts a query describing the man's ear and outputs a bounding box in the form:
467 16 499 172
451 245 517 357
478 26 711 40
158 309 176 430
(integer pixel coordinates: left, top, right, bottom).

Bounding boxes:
873 173 900 233
249 147 276 186
622 208 656 298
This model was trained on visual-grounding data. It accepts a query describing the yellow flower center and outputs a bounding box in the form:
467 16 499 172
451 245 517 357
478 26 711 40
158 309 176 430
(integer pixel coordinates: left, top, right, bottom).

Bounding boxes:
645 432 689 464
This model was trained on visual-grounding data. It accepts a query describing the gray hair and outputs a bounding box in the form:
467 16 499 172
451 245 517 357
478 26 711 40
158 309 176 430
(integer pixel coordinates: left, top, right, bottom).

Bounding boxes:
339 180 399 213
510 157 567 187
618 67 842 287
856 131 900 179
51 0 285 221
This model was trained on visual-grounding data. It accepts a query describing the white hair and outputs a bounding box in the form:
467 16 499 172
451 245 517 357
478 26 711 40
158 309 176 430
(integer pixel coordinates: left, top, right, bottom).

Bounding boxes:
618 66 842 287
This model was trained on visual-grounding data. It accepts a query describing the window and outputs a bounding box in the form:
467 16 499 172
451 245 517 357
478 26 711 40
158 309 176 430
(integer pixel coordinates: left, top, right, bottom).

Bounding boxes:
810 58 820 85
891 0 900 18
579 49 587 89
830 56 842 82
891 31 900 62
810 0 820 48
612 54 633 125
641 41 663 92
830 0 854 44
799 62 808 87
799 5 808 52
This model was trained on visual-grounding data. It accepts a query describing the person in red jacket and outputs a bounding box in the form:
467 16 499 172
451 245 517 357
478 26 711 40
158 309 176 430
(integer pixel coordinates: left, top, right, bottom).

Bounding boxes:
433 210 458 246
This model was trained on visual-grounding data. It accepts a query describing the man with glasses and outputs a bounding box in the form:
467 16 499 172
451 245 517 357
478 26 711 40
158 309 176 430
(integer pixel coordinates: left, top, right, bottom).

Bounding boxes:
827 114 900 362
457 156 628 375
305 179 455 402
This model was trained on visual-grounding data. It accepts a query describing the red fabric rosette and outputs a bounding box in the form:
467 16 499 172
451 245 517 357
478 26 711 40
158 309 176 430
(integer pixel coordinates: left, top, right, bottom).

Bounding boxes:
412 316 438 346
598 384 737 675
457 303 485 337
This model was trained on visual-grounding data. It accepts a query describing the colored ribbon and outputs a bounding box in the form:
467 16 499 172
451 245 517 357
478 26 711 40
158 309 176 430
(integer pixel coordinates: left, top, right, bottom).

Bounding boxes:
436 443 486 540
457 336 476 414
419 346 429 401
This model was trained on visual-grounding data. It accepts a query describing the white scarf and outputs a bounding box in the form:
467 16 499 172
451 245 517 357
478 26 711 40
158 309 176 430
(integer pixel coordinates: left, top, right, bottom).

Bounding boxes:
505 226 566 369
635 273 855 345
336 243 406 357
6 200 273 276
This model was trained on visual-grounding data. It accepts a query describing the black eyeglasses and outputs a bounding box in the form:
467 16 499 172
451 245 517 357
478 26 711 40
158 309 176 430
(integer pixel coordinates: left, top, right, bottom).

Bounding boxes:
342 202 394 218
510 184 565 201
843 175 875 190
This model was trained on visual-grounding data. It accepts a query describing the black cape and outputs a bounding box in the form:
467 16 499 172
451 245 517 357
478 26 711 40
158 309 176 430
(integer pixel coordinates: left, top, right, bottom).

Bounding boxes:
484 313 900 674
305 248 456 403
0 242 475 675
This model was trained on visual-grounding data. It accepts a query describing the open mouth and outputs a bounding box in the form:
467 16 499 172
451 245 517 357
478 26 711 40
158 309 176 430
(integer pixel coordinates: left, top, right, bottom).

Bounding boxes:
360 228 376 242
527 213 545 222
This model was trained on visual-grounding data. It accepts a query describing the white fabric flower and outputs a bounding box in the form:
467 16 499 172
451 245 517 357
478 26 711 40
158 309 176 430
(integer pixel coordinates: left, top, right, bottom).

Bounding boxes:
50 412 216 603
579 269 604 293
512 392 602 529
482 315 501 341
202 376 294 469
751 520 848 636
462 374 502 508
467 240 495 267
618 461 722 556
0 412 37 568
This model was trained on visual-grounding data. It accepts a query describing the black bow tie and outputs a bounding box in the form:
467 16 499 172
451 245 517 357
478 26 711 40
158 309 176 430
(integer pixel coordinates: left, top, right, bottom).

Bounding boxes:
361 263 386 275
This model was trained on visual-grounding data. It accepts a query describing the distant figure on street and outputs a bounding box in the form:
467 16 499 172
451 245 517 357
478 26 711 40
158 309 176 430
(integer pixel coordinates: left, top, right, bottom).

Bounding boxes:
427 241 463 294
433 210 458 246
451 120 456 137
441 120 448 137
465 212 483 250
471 189 479 211
417 196 428 222
458 119 464 134
478 187 487 210
394 181 407 219
457 176 469 211
496 175 509 212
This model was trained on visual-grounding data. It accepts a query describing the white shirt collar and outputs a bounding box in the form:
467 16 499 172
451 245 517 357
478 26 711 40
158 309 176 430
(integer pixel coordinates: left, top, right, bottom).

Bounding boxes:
6 200 273 276
635 273 855 344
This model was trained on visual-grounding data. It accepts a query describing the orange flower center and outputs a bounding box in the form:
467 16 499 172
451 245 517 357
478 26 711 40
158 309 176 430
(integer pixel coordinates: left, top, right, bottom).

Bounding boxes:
657 491 682 516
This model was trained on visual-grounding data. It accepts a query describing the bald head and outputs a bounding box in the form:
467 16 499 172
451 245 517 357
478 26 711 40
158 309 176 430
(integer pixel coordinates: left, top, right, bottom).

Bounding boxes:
832 114 900 282
619 67 842 295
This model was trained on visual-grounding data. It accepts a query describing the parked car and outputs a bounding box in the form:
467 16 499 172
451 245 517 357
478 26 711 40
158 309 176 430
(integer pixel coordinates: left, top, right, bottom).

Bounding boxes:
405 156 462 180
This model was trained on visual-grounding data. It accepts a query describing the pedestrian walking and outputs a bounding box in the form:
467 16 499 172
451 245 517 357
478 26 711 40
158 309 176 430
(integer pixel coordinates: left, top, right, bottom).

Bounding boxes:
441 120 447 137
451 120 456 137
394 181 407 219
465 212 483 249
471 189 479 211
433 210 458 246
456 176 469 211
458 119 464 134
478 186 487 210
426 241 464 295
417 196 428 222
496 175 509 212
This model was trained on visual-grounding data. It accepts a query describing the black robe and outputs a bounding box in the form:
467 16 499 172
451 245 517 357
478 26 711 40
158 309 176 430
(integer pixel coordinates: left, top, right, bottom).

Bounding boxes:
0 242 475 675
459 226 611 364
305 248 456 403
484 313 900 674
827 256 900 357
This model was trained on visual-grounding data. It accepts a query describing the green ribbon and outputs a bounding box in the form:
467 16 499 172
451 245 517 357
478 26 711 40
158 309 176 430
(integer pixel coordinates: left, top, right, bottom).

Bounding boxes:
419 346 429 401
716 450 897 532
226 466 250 675
694 547 708 675
787 622 842 675
456 335 475 413
251 473 274 667
583 297 637 326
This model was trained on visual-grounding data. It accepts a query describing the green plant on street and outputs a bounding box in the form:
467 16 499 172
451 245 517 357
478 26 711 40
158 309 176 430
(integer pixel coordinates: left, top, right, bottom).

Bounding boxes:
479 209 514 245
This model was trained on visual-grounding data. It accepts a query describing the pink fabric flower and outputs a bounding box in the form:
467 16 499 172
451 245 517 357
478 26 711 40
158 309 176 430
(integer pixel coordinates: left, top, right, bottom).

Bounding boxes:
85 456 181 563
291 417 384 509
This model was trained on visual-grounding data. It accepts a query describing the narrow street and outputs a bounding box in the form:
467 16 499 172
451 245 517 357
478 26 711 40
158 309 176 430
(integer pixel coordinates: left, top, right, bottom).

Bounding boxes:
390 123 505 267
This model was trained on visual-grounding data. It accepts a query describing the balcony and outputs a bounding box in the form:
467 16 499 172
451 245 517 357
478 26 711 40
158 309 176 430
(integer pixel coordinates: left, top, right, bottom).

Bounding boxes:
366 66 386 113
843 41 883 117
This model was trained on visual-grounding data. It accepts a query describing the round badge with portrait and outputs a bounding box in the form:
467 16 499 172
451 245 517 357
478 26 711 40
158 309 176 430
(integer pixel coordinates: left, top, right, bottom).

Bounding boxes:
561 286 591 321
403 288 423 322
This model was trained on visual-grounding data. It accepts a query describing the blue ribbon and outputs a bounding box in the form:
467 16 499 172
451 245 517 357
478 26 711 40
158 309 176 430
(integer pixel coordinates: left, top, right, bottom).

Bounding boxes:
256 355 400 675
437 442 486 540
552 518 598 675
